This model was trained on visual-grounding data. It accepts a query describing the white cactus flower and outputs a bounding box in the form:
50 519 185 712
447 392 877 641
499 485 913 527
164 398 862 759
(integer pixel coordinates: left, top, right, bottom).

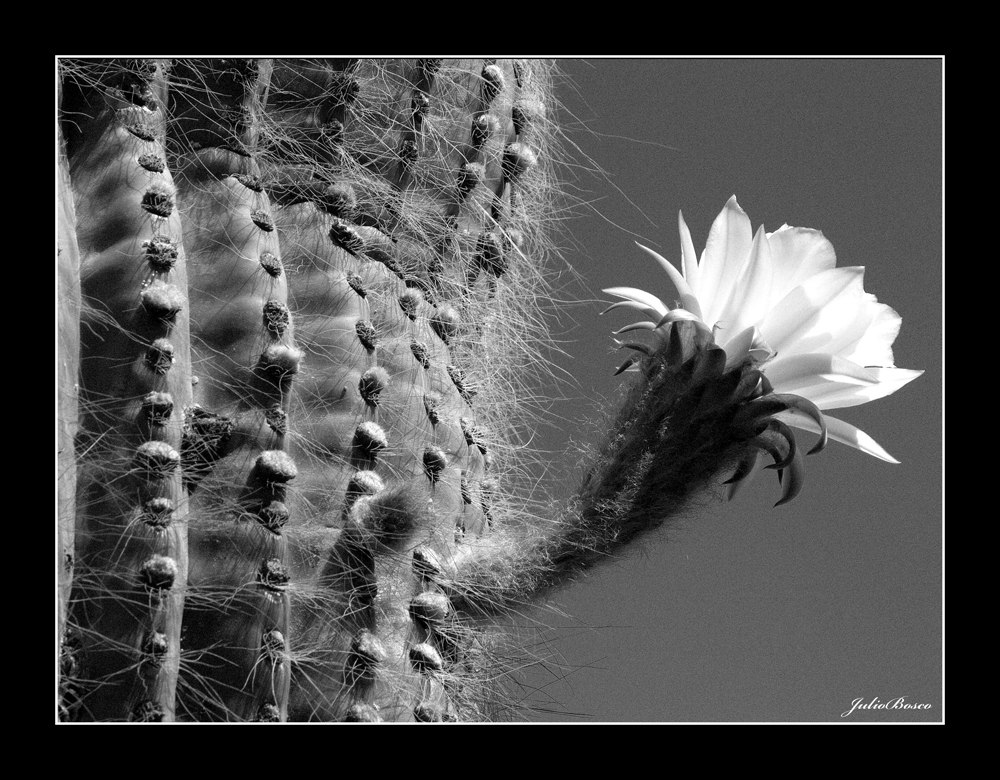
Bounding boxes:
604 195 922 464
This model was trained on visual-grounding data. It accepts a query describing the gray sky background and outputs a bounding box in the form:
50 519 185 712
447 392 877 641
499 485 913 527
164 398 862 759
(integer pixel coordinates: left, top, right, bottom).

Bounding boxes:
517 58 943 723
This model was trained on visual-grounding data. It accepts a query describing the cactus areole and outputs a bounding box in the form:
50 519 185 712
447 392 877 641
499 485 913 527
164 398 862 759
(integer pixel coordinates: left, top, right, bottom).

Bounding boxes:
57 58 918 722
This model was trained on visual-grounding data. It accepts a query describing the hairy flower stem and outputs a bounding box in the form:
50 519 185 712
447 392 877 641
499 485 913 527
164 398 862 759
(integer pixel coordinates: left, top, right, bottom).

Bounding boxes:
448 323 752 615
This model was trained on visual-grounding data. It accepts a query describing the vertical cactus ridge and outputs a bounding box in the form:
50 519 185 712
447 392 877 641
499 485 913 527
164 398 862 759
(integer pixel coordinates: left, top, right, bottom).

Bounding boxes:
61 59 192 721
59 58 798 722
163 60 297 721
58 58 569 722
57 105 81 719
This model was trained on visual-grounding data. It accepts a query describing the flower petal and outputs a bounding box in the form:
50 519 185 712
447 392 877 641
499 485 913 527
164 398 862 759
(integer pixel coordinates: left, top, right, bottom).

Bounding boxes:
679 210 701 294
762 353 880 407
601 300 654 317
777 411 900 464
613 320 658 335
654 308 714 340
696 195 753 325
764 225 837 306
839 302 902 368
635 242 704 320
797 367 924 410
762 353 921 411
758 267 870 357
602 286 669 322
722 325 756 369
714 224 774 343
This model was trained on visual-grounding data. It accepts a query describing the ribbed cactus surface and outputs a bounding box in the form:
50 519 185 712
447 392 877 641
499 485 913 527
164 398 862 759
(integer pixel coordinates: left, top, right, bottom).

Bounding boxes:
59 58 581 722
59 57 920 723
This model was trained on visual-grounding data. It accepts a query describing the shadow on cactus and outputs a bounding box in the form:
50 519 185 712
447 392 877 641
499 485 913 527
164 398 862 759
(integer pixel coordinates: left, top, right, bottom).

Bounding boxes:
56 58 920 722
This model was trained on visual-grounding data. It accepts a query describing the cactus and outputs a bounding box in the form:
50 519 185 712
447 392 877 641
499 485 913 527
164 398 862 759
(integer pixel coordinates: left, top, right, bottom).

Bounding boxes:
57 58 929 722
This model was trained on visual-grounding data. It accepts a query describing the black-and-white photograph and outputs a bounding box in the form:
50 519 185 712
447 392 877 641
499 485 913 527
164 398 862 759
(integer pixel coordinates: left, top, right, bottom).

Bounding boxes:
57 57 943 723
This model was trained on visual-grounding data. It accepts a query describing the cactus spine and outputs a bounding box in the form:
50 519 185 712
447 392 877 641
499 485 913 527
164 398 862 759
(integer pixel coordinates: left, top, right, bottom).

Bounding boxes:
58 58 813 722
62 59 192 721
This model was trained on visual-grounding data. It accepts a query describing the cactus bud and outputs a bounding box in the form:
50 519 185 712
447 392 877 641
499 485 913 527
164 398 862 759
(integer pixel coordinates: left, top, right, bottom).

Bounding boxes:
257 558 290 591
346 470 385 507
344 703 382 722
430 306 460 344
258 501 289 533
398 139 419 168
423 391 442 425
144 631 169 657
399 288 423 320
412 91 431 124
257 704 281 722
139 555 178 590
142 236 178 272
355 320 378 351
259 251 283 277
480 63 505 107
447 364 475 403
423 447 447 483
140 391 173 427
346 272 366 297
475 231 506 277
329 218 364 254
251 450 298 485
512 98 544 136
354 421 388 457
345 630 387 685
134 440 180 478
262 300 290 336
264 404 288 436
413 546 444 581
262 629 286 661
250 209 274 232
502 142 538 184
471 113 499 150
409 642 444 673
142 181 177 218
140 282 185 321
141 497 174 528
233 172 263 192
124 120 157 143
359 367 390 407
457 161 485 198
145 338 175 374
410 591 451 627
410 340 430 369
413 702 444 722
137 153 164 173
367 243 403 277
257 345 302 382
319 182 357 219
